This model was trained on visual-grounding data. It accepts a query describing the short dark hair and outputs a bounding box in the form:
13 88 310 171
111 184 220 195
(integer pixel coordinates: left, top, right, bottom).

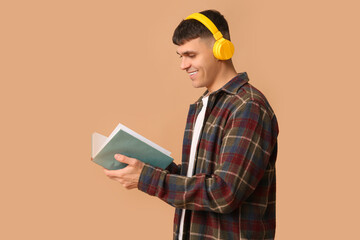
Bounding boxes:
172 9 231 46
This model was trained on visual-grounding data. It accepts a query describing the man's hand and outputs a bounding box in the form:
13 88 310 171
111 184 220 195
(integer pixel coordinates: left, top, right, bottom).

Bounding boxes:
104 154 145 190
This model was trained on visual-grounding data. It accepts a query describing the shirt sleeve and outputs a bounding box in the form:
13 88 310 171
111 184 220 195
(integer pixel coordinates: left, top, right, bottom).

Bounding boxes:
138 101 277 213
165 162 181 174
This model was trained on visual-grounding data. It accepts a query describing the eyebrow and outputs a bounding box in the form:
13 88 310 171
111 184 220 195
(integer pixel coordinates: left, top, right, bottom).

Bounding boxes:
176 50 197 56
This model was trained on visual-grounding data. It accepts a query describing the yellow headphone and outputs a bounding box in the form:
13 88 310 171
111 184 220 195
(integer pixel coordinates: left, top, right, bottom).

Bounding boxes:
185 12 235 60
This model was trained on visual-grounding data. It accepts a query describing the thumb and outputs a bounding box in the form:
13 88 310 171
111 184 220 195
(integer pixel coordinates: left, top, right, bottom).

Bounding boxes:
114 154 134 165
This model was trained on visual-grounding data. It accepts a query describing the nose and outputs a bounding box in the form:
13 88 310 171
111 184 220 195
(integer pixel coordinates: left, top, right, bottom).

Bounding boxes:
180 57 190 70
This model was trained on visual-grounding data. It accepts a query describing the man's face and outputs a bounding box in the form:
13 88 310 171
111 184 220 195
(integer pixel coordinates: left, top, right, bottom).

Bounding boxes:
176 37 221 91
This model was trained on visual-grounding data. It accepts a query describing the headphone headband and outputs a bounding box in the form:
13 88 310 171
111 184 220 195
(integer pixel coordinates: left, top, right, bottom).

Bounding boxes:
185 13 223 40
185 12 235 60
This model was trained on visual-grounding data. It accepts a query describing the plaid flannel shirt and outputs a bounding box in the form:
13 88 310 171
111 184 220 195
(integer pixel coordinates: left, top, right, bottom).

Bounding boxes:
138 72 279 240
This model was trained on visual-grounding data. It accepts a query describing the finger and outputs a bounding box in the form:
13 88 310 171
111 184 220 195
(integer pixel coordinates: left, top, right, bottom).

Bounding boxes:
104 168 124 178
114 154 137 166
124 182 136 190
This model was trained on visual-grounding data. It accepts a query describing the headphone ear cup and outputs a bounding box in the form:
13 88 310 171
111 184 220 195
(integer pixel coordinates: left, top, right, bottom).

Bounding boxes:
213 38 235 60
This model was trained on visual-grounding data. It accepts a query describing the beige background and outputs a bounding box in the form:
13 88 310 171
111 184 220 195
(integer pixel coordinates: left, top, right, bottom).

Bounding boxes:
1 0 359 239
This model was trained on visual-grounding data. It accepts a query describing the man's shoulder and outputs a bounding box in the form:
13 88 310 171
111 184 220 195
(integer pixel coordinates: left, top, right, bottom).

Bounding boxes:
225 82 275 117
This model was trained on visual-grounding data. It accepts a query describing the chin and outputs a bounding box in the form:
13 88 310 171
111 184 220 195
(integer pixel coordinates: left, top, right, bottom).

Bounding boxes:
191 79 205 88
191 82 203 89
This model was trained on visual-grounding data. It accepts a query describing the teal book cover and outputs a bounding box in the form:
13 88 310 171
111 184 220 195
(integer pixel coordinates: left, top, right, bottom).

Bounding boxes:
91 123 173 170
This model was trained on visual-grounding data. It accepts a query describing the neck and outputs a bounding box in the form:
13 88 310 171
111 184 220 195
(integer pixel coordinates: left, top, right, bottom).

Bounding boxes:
207 60 237 93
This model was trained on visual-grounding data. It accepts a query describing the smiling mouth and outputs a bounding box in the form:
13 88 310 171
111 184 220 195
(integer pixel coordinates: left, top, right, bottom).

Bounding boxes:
188 71 198 76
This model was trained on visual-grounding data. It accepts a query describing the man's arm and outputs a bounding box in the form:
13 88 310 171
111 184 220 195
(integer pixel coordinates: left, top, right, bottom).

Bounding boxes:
137 101 278 213
104 101 277 213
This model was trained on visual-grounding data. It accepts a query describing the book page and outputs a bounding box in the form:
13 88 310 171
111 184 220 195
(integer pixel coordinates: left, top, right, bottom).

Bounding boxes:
91 132 108 158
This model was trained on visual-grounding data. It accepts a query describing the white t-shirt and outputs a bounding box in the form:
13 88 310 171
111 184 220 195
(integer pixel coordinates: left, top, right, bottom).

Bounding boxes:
178 95 209 240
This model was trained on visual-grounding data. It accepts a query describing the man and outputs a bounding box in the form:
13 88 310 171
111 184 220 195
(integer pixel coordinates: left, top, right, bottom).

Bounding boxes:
104 9 279 240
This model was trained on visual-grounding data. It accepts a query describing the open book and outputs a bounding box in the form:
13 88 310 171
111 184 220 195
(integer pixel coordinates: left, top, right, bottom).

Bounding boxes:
91 123 173 170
